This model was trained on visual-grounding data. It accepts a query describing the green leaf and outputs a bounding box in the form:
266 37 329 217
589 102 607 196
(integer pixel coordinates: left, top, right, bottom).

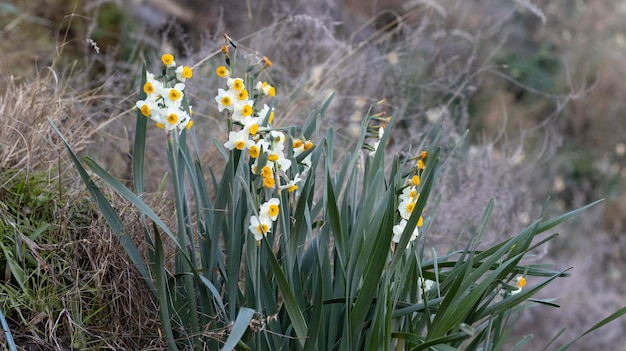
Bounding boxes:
153 224 179 351
221 307 255 351
133 63 148 195
261 238 308 348
536 199 604 233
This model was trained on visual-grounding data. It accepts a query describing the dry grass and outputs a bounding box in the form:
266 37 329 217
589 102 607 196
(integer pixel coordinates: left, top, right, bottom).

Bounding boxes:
0 39 168 351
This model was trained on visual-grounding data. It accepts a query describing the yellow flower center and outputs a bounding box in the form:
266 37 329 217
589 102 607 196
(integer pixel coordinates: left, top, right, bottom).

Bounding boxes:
257 223 269 234
411 175 420 186
242 105 253 117
405 202 416 214
233 79 243 91
517 277 526 288
268 86 276 97
186 120 193 129
263 176 275 189
417 216 424 227
143 82 154 94
249 145 260 158
169 89 182 101
288 184 298 193
221 96 231 107
420 150 428 159
162 53 174 66
235 140 246 150
216 66 228 78
261 166 272 178
167 113 178 125
182 66 192 79
140 104 150 117
268 153 279 162
156 122 165 129
304 141 314 150
269 204 279 218
268 111 275 125
238 89 248 100
292 139 303 148
221 45 228 54
249 124 258 135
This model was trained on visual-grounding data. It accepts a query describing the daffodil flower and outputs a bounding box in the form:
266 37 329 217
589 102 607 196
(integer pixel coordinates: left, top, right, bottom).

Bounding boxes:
224 130 252 151
392 219 420 243
215 88 236 112
279 174 302 193
249 215 272 241
260 198 280 221
257 104 275 126
227 78 245 91
510 276 527 295
175 65 193 82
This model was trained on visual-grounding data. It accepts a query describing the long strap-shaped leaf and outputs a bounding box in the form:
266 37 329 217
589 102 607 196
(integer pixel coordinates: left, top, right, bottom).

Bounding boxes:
262 238 308 348
221 307 255 351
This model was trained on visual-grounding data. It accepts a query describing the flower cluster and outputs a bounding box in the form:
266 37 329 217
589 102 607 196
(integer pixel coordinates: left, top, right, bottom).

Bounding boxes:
135 54 193 132
392 151 428 244
214 43 313 242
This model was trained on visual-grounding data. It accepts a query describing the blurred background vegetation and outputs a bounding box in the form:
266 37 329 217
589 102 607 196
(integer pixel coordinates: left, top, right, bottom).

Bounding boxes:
1 0 625 349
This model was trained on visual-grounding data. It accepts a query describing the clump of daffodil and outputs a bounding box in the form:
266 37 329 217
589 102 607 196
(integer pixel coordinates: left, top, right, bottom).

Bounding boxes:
215 38 314 242
135 53 193 132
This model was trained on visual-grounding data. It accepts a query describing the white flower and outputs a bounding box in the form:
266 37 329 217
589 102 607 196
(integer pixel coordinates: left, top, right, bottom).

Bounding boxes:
248 215 272 241
232 100 254 123
224 130 252 151
260 198 280 221
215 88 236 112
392 219 419 243
279 174 302 193
175 65 193 82
399 186 419 204
510 276 527 295
418 277 435 292
269 130 286 152
398 199 417 221
135 98 160 118
227 77 245 91
242 117 261 136
163 83 186 108
257 104 275 126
